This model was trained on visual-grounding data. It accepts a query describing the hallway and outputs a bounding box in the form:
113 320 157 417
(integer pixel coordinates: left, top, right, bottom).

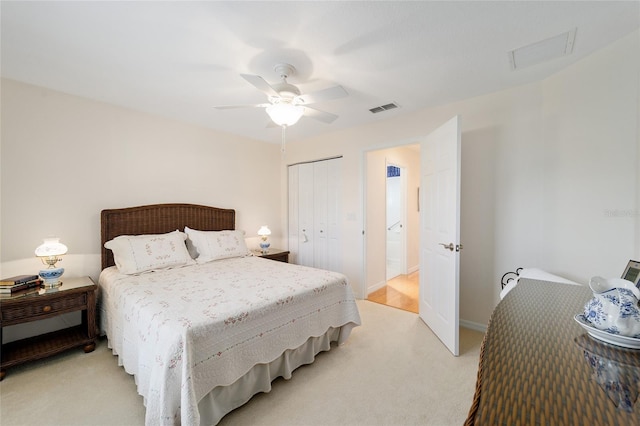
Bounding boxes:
367 271 419 313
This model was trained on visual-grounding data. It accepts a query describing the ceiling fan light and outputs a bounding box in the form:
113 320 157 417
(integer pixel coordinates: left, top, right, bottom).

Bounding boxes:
266 103 305 127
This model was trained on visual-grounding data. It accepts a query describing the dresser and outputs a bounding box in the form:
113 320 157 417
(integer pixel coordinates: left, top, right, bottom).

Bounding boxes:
465 279 640 424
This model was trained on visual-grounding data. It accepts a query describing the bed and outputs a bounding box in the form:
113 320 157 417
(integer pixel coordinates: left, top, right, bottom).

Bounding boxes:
98 203 361 425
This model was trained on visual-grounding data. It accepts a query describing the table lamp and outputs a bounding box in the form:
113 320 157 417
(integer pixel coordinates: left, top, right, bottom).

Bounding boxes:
258 226 271 254
35 237 68 287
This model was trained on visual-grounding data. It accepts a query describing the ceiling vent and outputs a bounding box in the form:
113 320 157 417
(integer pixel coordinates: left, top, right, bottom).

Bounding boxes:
509 28 576 70
369 102 399 114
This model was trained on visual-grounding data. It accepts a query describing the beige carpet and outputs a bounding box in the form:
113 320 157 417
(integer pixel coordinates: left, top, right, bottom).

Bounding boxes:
0 301 484 426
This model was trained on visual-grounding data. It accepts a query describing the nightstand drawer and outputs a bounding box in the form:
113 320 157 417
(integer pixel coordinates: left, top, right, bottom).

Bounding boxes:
2 293 87 322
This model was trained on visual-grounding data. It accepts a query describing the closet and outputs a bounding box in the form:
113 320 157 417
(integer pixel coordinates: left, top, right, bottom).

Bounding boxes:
288 157 342 273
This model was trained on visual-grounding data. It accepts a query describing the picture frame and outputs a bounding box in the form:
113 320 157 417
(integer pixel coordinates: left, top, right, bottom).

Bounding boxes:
622 259 640 289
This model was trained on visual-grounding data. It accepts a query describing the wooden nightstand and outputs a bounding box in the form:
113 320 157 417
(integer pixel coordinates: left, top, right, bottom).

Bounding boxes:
252 248 290 263
0 276 97 380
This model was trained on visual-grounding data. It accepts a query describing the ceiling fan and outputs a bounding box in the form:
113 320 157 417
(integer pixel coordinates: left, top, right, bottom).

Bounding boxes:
214 63 348 128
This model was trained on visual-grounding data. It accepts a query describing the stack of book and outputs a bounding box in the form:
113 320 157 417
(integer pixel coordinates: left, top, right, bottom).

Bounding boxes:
0 274 43 298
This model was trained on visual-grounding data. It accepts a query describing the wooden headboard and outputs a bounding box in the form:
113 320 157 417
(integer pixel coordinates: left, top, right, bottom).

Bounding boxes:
100 203 236 270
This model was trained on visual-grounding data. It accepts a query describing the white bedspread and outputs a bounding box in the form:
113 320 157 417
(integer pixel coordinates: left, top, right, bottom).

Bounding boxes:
98 256 361 425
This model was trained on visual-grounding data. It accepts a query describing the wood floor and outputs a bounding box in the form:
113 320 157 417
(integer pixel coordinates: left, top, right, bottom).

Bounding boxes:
367 271 419 313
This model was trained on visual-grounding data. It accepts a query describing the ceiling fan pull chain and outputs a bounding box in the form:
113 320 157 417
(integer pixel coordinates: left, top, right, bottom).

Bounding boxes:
281 125 286 152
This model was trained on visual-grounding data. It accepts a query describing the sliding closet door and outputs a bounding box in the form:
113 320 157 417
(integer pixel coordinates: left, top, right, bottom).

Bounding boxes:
313 160 328 269
326 158 342 272
288 158 342 273
287 165 300 264
297 163 315 267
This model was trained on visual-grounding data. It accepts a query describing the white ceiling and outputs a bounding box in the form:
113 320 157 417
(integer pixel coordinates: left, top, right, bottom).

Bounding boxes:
2 1 639 144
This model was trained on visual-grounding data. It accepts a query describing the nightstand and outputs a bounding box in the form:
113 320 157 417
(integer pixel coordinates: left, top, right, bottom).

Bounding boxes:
252 248 290 263
0 276 97 380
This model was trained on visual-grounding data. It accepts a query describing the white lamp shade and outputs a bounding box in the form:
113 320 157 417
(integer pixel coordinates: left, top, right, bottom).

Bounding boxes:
266 103 304 127
257 226 271 236
35 238 68 257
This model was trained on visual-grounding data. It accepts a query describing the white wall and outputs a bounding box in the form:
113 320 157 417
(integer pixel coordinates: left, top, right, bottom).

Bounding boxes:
540 33 639 283
1 79 283 276
282 30 640 327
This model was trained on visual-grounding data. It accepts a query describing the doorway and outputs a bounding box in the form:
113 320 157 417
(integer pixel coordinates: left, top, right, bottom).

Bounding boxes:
386 163 405 280
365 145 420 313
364 116 462 355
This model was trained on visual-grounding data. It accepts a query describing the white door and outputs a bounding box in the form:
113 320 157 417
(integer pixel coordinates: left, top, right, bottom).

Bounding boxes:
288 158 343 272
313 160 328 269
297 163 315 267
419 115 461 356
326 158 342 273
288 165 300 264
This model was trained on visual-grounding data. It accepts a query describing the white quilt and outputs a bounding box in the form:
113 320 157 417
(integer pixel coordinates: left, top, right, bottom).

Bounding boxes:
98 256 361 425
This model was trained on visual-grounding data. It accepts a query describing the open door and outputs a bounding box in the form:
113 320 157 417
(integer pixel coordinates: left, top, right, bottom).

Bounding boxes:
419 115 461 356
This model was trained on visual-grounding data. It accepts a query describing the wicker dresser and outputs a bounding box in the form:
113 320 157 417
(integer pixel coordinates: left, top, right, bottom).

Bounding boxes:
465 279 640 424
0 276 97 380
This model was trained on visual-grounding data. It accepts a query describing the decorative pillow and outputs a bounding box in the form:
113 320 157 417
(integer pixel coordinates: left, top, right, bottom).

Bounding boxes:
184 226 249 263
104 230 194 274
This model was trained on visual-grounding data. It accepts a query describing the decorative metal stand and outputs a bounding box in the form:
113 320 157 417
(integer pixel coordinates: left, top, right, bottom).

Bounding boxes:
501 267 523 289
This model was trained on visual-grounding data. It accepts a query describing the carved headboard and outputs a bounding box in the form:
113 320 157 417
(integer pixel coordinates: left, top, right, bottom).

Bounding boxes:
100 203 236 270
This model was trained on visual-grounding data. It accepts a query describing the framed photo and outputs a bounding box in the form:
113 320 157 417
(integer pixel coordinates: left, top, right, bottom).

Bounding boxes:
622 259 640 289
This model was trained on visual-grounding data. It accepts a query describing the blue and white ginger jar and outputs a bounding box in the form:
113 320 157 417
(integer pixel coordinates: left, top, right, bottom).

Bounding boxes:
584 276 640 338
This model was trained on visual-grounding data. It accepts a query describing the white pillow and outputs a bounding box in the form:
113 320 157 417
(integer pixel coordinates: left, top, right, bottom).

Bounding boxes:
104 230 194 274
184 226 249 263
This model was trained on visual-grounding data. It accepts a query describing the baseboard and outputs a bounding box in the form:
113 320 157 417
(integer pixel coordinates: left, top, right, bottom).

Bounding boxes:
460 319 487 333
407 265 419 274
367 280 387 295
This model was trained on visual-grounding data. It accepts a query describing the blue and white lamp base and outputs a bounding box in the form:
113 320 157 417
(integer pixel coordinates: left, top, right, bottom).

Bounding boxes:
259 241 270 254
39 267 64 288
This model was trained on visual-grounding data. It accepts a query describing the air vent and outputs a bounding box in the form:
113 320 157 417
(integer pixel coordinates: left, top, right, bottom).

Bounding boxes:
509 28 576 70
369 102 399 114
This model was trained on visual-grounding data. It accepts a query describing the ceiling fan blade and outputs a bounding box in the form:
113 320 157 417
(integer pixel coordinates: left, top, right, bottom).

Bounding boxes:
240 74 280 97
303 106 339 124
296 85 348 105
214 103 269 110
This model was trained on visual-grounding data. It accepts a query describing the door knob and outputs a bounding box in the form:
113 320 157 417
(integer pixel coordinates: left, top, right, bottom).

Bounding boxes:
439 243 454 251
456 244 464 252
